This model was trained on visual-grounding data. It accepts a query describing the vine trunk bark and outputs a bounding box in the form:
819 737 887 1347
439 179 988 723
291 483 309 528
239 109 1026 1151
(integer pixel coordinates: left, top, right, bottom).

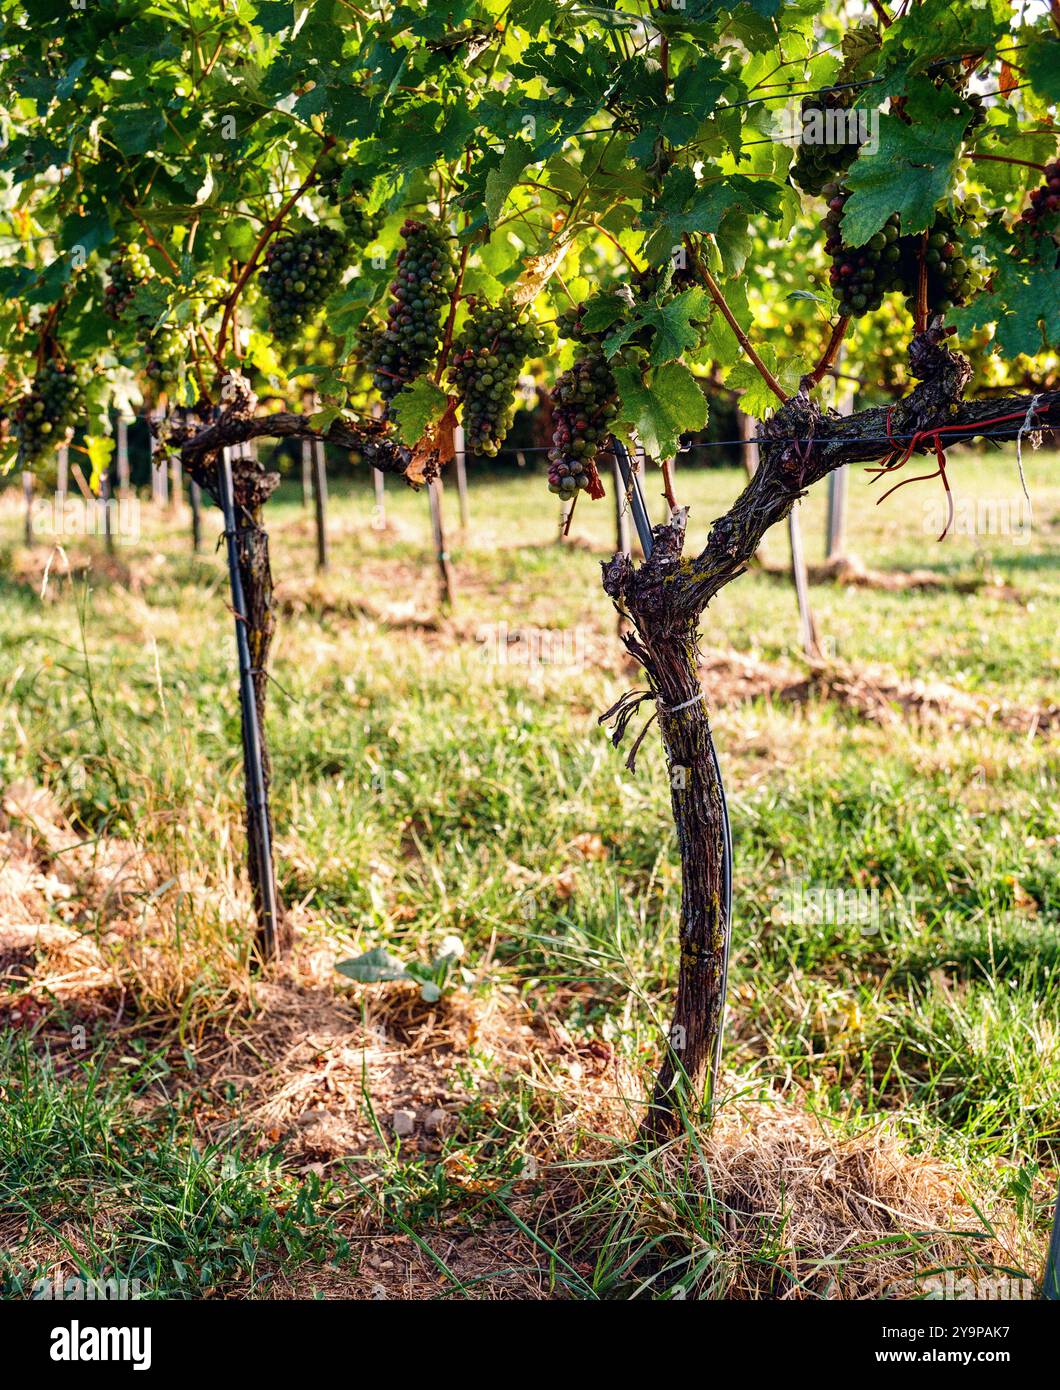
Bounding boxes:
602 527 729 1142
642 625 728 1140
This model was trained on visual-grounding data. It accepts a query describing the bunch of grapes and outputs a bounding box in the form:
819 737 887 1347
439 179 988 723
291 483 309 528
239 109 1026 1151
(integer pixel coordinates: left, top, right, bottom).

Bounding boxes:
448 297 550 456
361 217 456 404
143 321 186 391
193 273 230 313
547 353 618 501
260 225 350 340
790 86 865 197
1017 161 1060 249
824 186 903 317
103 243 152 319
898 197 988 315
14 359 91 465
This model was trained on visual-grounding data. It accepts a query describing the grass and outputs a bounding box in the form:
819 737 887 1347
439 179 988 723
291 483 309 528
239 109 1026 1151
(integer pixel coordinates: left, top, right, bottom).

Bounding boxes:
0 441 1056 1298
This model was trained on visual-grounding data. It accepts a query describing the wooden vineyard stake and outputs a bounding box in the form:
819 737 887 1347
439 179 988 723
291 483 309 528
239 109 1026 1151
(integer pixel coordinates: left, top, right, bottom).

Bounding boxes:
150 419 168 507
428 475 455 612
56 445 69 504
373 464 386 530
300 437 312 509
116 417 131 495
190 480 203 552
22 471 34 546
312 437 329 572
454 423 470 531
788 507 822 662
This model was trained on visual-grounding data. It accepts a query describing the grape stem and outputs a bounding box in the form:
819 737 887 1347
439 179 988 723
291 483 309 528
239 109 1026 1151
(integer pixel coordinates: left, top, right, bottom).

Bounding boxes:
970 152 1047 173
122 205 180 274
434 242 471 386
804 316 850 389
914 233 929 336
683 235 788 405
660 456 678 512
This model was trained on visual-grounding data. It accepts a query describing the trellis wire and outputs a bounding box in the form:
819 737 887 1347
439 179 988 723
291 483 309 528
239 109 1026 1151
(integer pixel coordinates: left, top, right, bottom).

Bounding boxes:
611 437 734 1109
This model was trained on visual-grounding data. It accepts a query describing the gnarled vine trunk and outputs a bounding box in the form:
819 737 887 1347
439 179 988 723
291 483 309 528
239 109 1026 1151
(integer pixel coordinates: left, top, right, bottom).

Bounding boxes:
599 327 1060 1141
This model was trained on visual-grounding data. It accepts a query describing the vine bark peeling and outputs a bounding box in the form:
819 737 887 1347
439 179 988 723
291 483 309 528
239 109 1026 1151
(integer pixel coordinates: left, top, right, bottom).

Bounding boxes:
603 329 1059 1138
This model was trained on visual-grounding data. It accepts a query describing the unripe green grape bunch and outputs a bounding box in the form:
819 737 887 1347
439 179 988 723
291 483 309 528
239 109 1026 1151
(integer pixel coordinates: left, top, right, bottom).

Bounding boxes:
143 321 186 391
547 353 618 501
15 359 91 465
260 225 350 341
448 296 550 456
361 217 456 404
103 243 152 319
790 86 864 198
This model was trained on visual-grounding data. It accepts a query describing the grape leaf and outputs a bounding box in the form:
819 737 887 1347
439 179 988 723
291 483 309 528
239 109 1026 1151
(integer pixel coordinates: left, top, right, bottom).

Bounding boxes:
484 141 532 228
1024 33 1060 104
613 361 707 459
841 82 968 246
389 377 449 446
641 166 783 264
603 287 713 365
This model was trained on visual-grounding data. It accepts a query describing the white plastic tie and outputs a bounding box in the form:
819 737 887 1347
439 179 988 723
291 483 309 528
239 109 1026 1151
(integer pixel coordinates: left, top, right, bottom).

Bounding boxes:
662 691 706 715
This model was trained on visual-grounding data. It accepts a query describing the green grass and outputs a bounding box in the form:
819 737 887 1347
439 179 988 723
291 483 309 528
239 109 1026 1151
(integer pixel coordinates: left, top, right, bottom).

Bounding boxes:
0 443 1056 1297
0 1037 345 1299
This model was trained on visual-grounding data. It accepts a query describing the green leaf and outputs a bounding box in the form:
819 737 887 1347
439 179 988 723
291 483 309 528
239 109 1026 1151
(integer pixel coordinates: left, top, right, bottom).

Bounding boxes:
613 361 707 459
1024 33 1060 104
604 286 713 365
389 377 448 446
85 435 115 494
841 82 968 246
579 291 628 334
336 947 410 984
484 141 533 228
641 166 783 264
